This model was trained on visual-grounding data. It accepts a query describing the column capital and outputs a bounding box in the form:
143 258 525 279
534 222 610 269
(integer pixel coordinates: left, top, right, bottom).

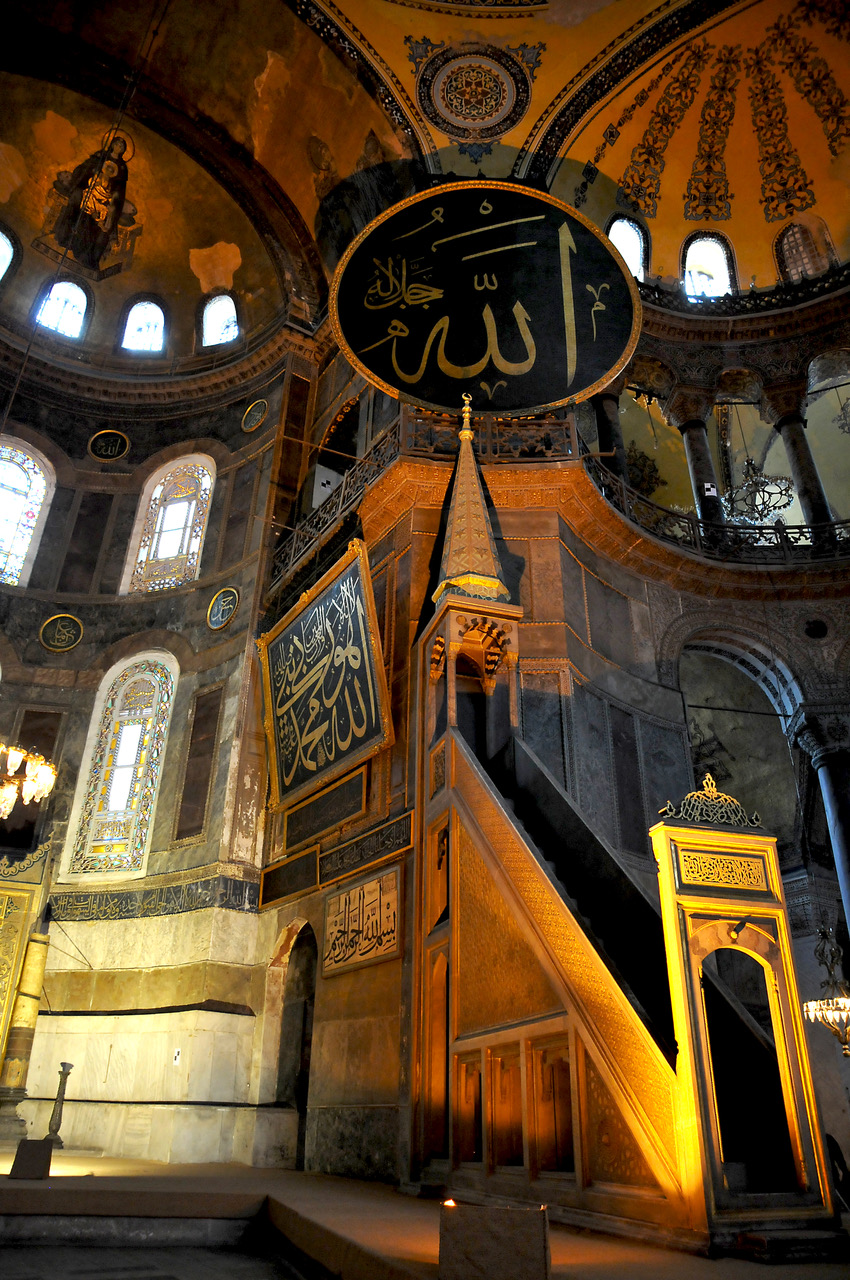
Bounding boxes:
788 706 850 770
662 387 713 429
761 381 807 427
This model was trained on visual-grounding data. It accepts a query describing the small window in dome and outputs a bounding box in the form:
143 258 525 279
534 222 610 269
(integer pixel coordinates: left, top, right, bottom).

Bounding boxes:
776 223 830 283
683 235 735 299
0 232 14 283
202 294 238 346
122 300 165 353
36 280 88 338
608 217 647 281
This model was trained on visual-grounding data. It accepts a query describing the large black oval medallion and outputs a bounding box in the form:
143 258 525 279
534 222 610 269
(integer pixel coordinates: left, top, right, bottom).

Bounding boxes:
331 181 640 416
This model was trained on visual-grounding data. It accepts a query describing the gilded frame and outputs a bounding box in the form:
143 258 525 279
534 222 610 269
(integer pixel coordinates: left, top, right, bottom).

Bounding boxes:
329 179 641 415
257 540 394 811
39 613 83 652
88 429 130 462
206 586 240 631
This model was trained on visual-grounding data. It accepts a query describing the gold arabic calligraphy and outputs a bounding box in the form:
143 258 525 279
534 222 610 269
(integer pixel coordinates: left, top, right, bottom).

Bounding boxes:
270 571 378 788
357 199 612 392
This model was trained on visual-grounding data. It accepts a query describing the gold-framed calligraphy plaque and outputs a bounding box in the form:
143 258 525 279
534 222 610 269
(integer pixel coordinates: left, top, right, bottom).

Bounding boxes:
330 180 640 416
207 586 239 631
322 867 401 976
88 429 130 462
257 540 393 810
39 613 83 652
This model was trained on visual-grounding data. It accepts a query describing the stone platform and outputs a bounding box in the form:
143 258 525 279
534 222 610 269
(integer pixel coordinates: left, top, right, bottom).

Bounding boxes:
0 1151 848 1280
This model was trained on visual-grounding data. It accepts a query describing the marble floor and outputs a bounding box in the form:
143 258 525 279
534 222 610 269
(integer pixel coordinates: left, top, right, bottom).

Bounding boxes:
1 1150 848 1280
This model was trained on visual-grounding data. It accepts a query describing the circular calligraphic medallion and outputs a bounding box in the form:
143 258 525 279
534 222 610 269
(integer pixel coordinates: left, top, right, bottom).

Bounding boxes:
39 613 83 652
241 399 269 433
417 47 529 141
330 181 641 416
207 586 239 631
88 429 130 462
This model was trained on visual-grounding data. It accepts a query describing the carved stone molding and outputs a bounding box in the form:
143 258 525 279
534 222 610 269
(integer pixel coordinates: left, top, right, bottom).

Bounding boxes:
761 382 808 426
663 387 714 428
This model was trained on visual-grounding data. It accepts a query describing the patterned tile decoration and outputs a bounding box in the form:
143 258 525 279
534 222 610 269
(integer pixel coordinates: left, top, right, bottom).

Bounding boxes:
617 40 713 218
573 51 685 209
404 34 444 76
744 45 815 223
0 444 47 585
50 874 259 921
129 463 213 593
684 46 741 221
797 0 850 42
769 15 850 157
69 659 174 875
521 0 742 184
415 44 533 142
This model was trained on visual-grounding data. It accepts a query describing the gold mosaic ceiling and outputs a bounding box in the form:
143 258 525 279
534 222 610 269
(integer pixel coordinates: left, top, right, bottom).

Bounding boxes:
1 0 848 361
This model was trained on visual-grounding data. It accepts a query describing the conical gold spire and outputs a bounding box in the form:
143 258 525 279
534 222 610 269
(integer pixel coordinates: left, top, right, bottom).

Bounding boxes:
432 395 510 605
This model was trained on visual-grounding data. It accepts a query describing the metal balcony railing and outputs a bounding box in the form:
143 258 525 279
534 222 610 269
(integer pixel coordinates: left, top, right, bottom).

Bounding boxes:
583 454 850 565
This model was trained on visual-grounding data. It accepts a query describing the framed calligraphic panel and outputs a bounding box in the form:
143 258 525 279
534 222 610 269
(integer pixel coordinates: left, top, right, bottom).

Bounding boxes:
322 867 401 976
257 540 393 810
331 181 640 416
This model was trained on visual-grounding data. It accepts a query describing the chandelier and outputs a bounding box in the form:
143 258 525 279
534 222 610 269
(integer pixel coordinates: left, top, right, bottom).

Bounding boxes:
802 926 850 1058
0 743 58 820
722 456 795 524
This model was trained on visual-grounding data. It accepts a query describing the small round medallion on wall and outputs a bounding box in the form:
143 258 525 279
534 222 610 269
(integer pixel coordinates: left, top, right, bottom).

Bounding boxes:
40 613 84 652
241 399 269 433
88 429 130 462
207 587 240 631
417 45 531 141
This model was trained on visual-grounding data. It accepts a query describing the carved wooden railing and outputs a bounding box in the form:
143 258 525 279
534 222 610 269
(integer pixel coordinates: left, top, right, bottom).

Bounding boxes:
269 408 580 591
583 454 850 565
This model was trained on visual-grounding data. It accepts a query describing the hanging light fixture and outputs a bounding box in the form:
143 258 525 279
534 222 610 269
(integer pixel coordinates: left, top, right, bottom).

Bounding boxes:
0 743 58 820
832 386 850 435
802 926 850 1058
722 406 794 523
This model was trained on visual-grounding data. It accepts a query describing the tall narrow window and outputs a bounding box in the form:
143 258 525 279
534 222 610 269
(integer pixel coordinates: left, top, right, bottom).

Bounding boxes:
122 300 165 352
607 216 647 281
36 281 88 338
776 223 829 282
67 656 176 876
683 235 735 299
0 232 14 283
202 294 238 346
125 457 215 592
0 442 52 586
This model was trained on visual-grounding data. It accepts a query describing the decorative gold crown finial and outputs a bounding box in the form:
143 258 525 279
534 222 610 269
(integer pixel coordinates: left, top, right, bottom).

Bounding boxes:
658 772 761 828
460 393 474 441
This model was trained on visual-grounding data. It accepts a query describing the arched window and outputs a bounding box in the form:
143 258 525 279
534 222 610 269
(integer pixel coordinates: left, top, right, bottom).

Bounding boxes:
607 216 648 281
35 280 88 338
202 294 238 346
682 234 736 299
0 439 54 586
775 223 830 283
0 232 14 283
64 654 177 878
123 455 216 593
122 300 165 353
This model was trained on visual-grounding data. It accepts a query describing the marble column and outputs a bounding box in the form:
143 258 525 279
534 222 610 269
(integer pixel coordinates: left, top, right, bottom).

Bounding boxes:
793 712 850 932
0 930 50 1140
773 411 833 530
591 391 628 484
678 419 726 525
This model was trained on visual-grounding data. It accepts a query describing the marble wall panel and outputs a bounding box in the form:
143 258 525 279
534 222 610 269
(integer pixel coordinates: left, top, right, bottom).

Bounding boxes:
571 681 616 846
520 672 565 789
638 719 692 819
305 1103 399 1181
585 572 634 668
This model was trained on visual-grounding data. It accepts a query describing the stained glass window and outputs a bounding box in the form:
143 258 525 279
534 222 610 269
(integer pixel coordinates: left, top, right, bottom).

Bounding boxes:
69 658 176 875
608 217 647 282
0 444 49 585
683 235 734 299
0 232 14 283
36 280 88 338
202 294 238 346
122 300 165 352
128 459 215 592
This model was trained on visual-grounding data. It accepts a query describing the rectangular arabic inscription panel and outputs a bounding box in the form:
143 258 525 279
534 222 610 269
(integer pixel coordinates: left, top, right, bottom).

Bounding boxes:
319 813 412 885
322 868 400 976
676 846 769 894
258 541 393 809
261 849 319 908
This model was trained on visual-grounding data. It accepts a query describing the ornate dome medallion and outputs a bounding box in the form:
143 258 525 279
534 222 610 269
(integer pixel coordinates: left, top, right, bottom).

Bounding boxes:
417 46 530 141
